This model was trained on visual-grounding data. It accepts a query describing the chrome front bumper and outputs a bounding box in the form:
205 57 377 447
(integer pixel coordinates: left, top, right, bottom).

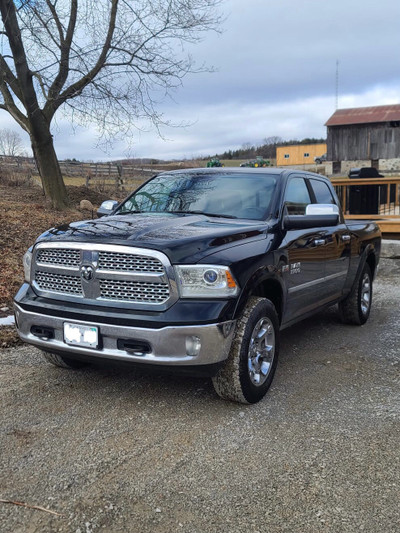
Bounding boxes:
14 304 236 366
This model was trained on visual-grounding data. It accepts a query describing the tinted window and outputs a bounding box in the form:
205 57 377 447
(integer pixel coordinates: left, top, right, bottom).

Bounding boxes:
284 178 311 215
310 179 335 204
116 173 278 220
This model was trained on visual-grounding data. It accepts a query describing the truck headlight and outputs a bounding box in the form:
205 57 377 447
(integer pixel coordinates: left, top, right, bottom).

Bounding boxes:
174 265 239 298
23 249 33 283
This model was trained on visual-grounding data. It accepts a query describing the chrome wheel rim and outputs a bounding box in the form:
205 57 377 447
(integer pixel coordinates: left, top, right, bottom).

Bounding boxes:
360 273 371 315
247 317 275 387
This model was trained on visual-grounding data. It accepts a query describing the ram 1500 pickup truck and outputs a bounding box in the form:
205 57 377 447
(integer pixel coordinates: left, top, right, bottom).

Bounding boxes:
14 168 381 403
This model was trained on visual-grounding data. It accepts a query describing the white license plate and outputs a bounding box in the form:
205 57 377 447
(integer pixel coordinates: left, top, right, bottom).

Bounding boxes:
63 323 99 348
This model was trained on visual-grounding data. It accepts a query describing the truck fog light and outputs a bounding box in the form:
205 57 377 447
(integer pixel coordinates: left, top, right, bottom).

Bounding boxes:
186 335 201 356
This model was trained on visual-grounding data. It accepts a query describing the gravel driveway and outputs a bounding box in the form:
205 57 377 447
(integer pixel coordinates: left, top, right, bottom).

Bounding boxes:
1 259 399 533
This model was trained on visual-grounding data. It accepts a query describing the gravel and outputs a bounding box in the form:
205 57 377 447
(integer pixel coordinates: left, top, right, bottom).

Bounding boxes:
0 259 399 533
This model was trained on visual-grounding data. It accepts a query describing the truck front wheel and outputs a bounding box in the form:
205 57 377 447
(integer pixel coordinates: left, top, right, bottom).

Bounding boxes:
41 351 87 369
212 297 280 404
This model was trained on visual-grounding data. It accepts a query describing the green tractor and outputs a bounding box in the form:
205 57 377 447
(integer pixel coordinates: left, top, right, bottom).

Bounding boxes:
240 155 271 168
207 158 224 168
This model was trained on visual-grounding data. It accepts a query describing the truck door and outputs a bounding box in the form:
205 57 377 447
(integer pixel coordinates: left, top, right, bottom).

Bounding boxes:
309 178 350 300
280 176 330 322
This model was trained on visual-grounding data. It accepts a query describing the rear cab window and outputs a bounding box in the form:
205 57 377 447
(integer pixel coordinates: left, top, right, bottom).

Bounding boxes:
310 179 336 205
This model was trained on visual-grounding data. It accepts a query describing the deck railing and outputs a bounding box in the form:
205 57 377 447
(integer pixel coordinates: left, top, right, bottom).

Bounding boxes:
331 176 400 235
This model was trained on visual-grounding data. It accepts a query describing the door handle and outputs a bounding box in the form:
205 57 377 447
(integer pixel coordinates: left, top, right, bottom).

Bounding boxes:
314 239 325 246
341 234 351 242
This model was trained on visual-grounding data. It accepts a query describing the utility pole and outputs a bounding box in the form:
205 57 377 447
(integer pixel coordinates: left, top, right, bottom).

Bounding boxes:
335 60 339 110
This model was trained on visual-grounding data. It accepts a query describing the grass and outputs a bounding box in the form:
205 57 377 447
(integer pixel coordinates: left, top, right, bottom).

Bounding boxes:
0 180 127 348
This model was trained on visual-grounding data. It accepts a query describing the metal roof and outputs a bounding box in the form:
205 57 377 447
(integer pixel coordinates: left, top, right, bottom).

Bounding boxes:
325 104 400 126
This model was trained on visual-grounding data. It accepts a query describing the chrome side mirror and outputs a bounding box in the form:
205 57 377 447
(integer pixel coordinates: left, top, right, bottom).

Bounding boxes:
97 200 118 217
305 204 339 216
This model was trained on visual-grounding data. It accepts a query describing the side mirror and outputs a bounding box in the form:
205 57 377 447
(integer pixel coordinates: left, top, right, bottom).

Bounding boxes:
97 200 118 217
284 204 339 230
305 204 339 216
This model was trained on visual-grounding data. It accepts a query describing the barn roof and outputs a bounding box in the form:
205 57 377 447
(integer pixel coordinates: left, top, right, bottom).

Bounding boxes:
325 104 400 126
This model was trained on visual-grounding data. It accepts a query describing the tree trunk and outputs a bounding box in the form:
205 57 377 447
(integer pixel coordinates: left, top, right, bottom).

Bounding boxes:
29 116 69 210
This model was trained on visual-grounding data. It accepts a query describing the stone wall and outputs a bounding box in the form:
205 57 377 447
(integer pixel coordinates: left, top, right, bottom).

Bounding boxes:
379 158 400 172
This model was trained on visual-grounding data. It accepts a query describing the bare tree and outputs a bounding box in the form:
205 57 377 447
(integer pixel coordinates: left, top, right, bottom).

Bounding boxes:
0 0 222 208
0 128 26 156
261 136 283 159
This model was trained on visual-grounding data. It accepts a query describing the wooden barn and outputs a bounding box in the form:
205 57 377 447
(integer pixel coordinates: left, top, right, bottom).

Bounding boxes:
325 104 400 174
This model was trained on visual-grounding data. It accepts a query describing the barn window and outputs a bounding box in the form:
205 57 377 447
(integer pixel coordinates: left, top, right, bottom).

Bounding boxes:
304 152 310 158
389 121 400 127
284 154 290 159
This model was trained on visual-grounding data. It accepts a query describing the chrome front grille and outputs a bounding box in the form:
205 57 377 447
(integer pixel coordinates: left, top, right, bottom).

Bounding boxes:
98 251 164 273
99 280 169 302
37 248 80 267
35 271 83 295
32 243 175 309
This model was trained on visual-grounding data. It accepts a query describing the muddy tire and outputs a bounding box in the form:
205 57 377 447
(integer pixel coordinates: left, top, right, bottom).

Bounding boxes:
339 263 372 325
41 351 87 369
212 297 280 404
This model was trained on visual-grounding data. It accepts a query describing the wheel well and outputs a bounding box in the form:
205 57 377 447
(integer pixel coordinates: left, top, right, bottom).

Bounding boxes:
251 279 283 323
366 253 377 279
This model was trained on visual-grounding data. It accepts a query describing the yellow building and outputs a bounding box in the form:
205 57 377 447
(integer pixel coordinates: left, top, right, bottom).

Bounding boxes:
276 143 327 166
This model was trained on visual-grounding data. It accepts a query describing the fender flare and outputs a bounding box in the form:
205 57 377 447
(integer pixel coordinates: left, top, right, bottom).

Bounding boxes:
233 266 285 322
348 243 377 296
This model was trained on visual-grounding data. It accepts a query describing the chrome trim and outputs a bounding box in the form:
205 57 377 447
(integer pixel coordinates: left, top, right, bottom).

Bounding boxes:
32 242 178 311
14 304 236 366
325 270 348 282
288 270 348 294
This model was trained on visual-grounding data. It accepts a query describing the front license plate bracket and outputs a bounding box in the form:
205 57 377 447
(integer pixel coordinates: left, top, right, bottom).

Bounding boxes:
63 322 99 349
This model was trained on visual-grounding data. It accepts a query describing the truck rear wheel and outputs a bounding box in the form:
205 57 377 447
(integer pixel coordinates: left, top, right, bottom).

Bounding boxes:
41 351 87 369
212 297 280 404
339 263 372 325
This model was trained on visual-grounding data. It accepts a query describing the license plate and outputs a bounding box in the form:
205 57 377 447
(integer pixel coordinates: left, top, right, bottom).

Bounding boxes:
63 323 99 348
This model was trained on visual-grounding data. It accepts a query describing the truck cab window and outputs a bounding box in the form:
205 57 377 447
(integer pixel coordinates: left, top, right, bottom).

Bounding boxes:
284 178 311 215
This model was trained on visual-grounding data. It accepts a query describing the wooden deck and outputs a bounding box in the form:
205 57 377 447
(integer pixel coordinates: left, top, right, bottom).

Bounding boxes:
331 176 400 238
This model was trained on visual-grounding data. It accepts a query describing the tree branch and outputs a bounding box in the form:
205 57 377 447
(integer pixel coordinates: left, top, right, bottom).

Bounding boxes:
45 0 65 43
46 0 77 106
0 0 41 118
0 54 24 103
45 0 118 118
0 78 29 132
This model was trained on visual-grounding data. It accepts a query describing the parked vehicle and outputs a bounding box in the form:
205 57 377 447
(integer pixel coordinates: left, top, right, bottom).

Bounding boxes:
15 168 381 404
314 153 327 164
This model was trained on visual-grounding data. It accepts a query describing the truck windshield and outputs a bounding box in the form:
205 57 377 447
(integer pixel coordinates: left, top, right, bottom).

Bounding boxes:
116 172 278 220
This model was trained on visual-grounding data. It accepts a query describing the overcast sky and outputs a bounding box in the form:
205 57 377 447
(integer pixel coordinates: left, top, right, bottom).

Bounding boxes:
2 0 400 161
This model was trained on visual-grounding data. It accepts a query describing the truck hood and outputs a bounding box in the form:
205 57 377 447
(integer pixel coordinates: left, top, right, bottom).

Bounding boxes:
36 213 269 263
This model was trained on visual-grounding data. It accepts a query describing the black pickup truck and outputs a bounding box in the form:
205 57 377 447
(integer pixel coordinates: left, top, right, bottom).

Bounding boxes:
14 168 381 403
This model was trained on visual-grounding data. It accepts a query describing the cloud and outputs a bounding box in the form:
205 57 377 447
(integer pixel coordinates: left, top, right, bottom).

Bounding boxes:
1 0 399 161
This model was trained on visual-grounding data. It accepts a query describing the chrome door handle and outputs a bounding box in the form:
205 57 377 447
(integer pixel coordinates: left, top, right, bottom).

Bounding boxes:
341 234 351 242
314 239 325 246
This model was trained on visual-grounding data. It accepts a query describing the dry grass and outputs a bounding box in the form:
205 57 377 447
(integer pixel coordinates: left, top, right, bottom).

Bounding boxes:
0 179 129 347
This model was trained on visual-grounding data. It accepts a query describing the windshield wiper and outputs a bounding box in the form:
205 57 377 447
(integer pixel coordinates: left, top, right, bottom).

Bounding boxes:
168 210 237 219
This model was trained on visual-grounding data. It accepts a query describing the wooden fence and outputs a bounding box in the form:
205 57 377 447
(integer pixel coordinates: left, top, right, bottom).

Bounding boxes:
331 176 400 236
0 155 156 189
